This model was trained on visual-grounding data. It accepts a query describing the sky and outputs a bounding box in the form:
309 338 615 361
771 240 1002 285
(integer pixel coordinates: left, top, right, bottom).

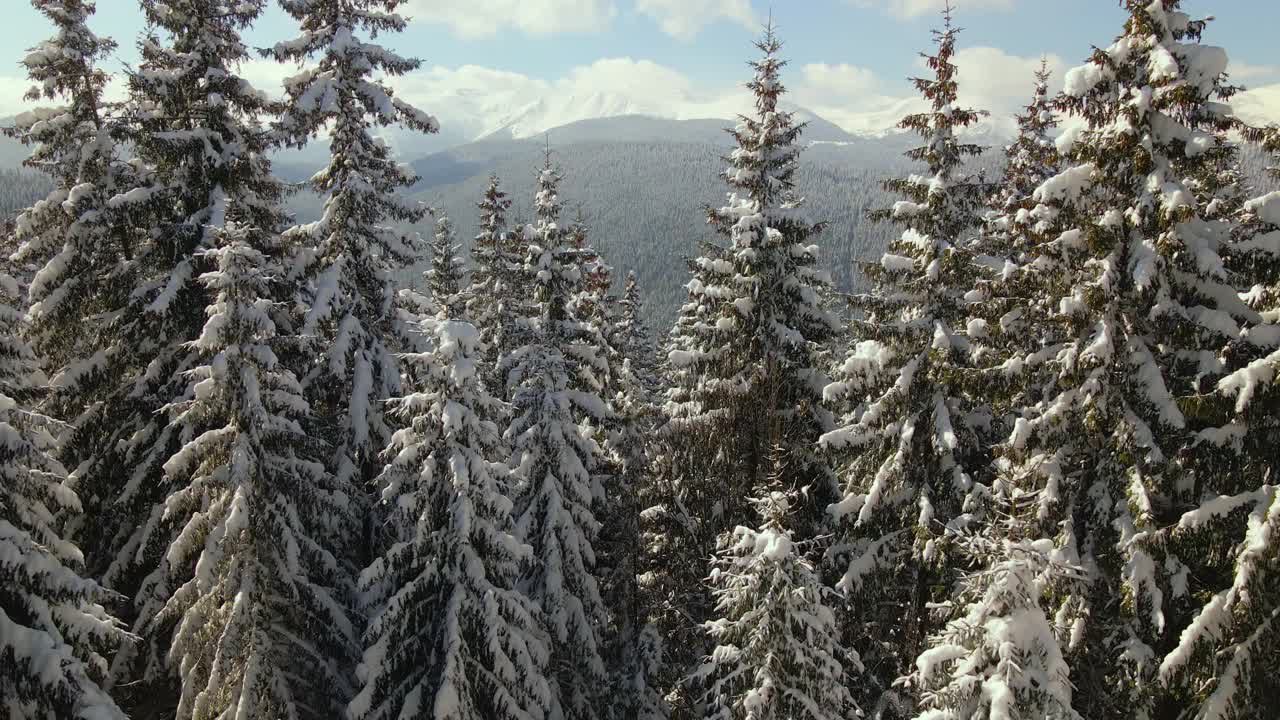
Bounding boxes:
1 0 1278 141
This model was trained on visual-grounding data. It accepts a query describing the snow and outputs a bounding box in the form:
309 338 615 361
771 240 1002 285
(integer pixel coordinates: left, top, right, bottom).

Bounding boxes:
1064 63 1106 98
1245 191 1280 226
1034 164 1095 204
881 253 916 272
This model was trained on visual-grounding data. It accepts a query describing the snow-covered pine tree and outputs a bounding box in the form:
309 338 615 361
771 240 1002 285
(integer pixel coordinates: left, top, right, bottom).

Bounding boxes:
467 175 523 397
818 9 991 713
352 318 551 720
569 208 619 357
991 2 1264 716
59 0 291 655
504 159 612 720
427 212 467 321
1153 126 1280 718
664 22 836 533
968 61 1063 384
693 488 858 720
128 215 356 719
267 0 439 523
984 59 1061 263
909 531 1083 720
601 271 667 720
4 0 127 405
653 26 838 706
997 61 1059 227
618 271 660 387
1 267 126 720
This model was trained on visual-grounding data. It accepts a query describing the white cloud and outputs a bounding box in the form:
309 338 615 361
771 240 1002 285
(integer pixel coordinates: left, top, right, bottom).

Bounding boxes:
383 45 1071 143
237 58 300 99
1229 60 1280 84
635 0 758 40
387 58 730 139
797 63 881 99
849 0 1016 20
561 57 695 98
404 0 616 38
950 47 1065 110
786 47 1065 137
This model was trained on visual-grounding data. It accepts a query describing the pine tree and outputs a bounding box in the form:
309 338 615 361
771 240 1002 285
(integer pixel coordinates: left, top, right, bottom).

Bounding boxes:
818 9 992 713
267 0 440 513
994 61 1060 229
907 481 1087 720
618 271 660 386
52 1 293 673
664 23 836 533
4 0 154 596
352 319 551 720
504 160 612 720
653 27 837 705
129 217 356 719
966 63 1065 429
982 60 1061 264
909 533 1083 720
1153 126 1280 718
428 212 467 320
1 268 126 720
4 0 127 403
991 2 1262 716
601 271 667 720
467 175 523 397
693 489 858 720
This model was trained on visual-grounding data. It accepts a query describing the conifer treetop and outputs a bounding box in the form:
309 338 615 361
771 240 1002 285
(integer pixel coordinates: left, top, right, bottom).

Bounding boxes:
427 212 466 320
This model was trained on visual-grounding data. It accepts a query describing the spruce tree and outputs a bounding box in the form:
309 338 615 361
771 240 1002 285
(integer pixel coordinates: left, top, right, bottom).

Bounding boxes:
467 176 523 397
909 533 1083 720
267 0 439 512
693 489 858 720
991 2 1262 716
664 23 836 532
5 0 154 596
601 271 667 720
4 0 126 401
131 217 356 719
352 319 551 720
504 160 612 720
427 212 467 320
1 268 126 720
653 26 837 705
45 4 360 716
819 10 991 713
994 61 1060 231
983 60 1061 264
47 6 296 691
1154 126 1280 718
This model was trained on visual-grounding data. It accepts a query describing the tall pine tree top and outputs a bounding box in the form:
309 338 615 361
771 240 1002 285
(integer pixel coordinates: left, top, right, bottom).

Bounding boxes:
428 213 466 320
467 175 525 397
129 217 355 719
987 2 1266 716
665 22 837 533
79 0 289 595
5 0 130 412
354 319 551 720
994 59 1059 218
818 10 994 713
267 0 440 490
504 159 612 720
